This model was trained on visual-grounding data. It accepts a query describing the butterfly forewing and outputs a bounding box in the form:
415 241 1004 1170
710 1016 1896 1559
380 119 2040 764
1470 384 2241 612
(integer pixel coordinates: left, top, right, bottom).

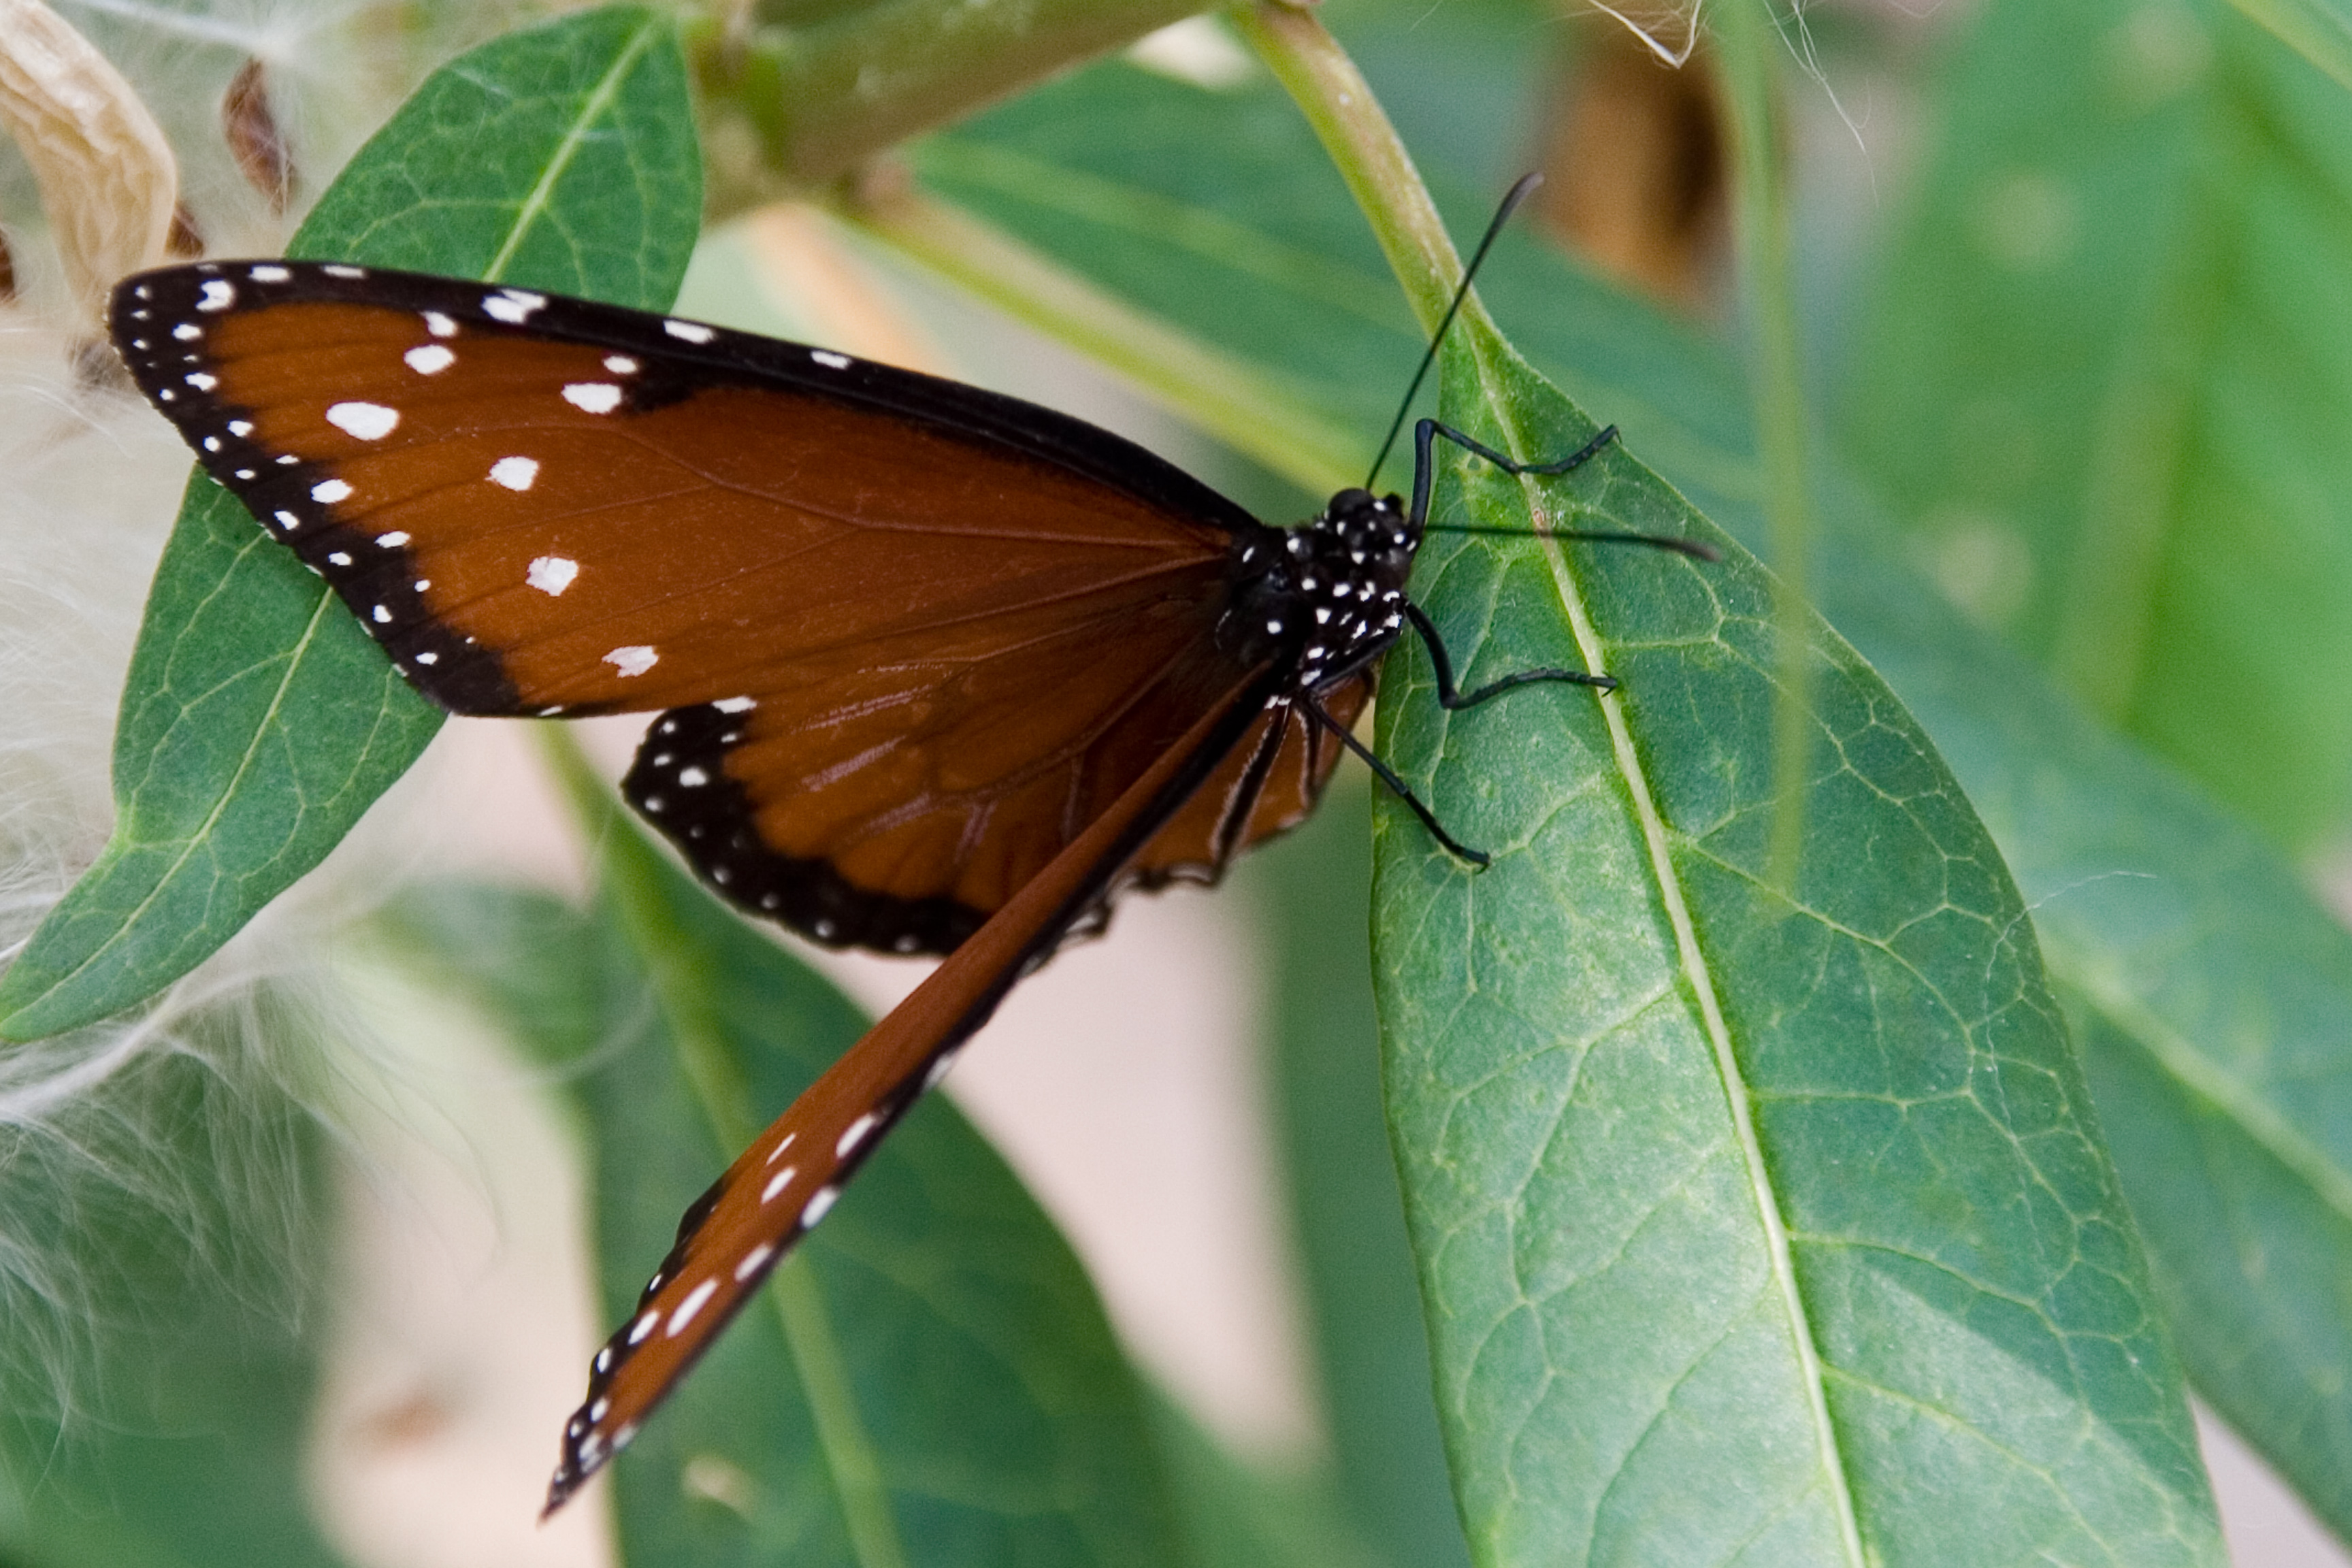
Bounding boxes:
112 261 1264 954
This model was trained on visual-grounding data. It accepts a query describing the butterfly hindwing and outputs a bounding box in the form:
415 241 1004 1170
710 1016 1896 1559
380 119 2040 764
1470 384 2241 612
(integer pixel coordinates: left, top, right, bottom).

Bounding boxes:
547 659 1287 1510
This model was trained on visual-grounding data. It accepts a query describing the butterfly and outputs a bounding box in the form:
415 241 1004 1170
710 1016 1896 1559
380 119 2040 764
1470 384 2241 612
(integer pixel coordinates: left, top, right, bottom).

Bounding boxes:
107 204 1707 1511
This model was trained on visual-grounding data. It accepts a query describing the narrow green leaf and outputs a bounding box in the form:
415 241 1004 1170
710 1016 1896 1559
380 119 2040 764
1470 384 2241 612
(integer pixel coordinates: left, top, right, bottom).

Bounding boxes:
2226 0 2352 93
1841 0 2352 847
0 5 700 1041
1373 327 2219 1564
389 838 1190 1565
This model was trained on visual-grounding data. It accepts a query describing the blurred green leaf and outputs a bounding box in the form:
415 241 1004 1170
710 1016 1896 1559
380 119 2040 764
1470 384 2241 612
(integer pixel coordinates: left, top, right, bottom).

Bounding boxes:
1842 0 2352 848
2227 0 2352 92
1145 1389 1379 1568
0 5 701 1041
389 806 1189 1565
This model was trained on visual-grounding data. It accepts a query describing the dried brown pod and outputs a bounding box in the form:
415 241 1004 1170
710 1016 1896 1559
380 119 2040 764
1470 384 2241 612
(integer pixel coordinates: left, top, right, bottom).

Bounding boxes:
1537 16 1727 310
166 201 203 257
223 57 292 212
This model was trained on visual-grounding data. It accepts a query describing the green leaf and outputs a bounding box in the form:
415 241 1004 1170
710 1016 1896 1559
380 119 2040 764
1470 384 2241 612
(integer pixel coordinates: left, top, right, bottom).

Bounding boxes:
389 821 1190 1565
0 5 701 1041
1818 542 2352 1549
1841 0 2352 847
1373 326 2219 1565
2225 0 2352 95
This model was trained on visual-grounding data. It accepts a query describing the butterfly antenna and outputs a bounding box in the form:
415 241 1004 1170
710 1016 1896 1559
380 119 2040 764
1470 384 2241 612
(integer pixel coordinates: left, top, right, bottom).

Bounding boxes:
1365 172 1546 493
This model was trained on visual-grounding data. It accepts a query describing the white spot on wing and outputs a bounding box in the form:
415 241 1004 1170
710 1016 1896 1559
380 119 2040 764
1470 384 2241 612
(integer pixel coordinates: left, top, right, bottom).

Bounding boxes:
604 355 640 374
273 510 298 530
811 350 851 370
734 1244 774 1281
312 480 353 504
663 318 715 344
764 1132 797 1166
678 766 708 787
665 1279 719 1337
323 264 365 279
196 280 235 312
626 1309 659 1345
527 555 578 595
836 1113 877 1158
800 1186 839 1229
489 455 539 491
376 531 409 547
326 402 399 440
604 644 657 677
186 372 217 390
563 382 623 414
404 344 455 374
229 420 252 436
423 311 457 338
483 288 546 323
761 1166 797 1203
173 323 202 340
248 264 290 282
715 696 756 713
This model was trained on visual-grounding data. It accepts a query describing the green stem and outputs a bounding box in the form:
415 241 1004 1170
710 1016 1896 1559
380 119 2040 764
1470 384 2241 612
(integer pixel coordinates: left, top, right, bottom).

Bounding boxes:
1712 0 1815 894
691 0 1205 203
534 725 908 1568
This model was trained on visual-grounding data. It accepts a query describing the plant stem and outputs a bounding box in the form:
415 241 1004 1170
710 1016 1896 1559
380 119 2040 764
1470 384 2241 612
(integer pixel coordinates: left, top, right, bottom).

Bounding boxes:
1712 0 1816 894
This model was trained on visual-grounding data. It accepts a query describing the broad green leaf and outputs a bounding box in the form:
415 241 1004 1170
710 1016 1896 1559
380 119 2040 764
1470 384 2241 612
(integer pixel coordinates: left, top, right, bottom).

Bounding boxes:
1818 542 2352 1548
0 1009 340 1568
1842 0 2352 848
387 819 1188 1566
0 5 701 1040
1372 325 2218 1566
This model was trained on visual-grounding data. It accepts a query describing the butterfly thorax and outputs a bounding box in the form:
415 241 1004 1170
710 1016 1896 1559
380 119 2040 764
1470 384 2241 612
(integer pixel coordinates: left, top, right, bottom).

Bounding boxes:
1219 488 1418 689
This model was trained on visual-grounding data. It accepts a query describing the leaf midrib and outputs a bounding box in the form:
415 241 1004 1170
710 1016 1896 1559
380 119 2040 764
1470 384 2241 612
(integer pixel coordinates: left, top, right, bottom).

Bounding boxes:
1459 327 1869 1565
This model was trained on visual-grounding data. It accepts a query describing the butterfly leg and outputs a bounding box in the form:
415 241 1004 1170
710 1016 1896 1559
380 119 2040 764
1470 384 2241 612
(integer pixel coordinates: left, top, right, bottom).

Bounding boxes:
1303 694 1492 867
1401 601 1616 712
1409 419 1718 560
1407 419 1619 529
